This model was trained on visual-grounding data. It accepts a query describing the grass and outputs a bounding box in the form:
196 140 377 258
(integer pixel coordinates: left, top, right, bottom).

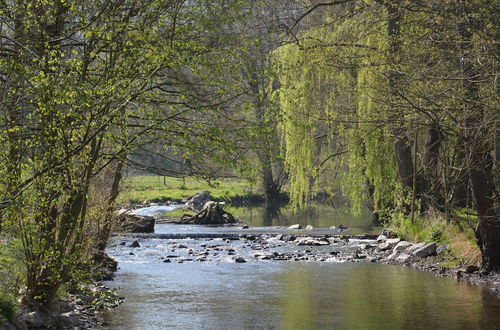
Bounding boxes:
117 175 258 205
390 209 481 267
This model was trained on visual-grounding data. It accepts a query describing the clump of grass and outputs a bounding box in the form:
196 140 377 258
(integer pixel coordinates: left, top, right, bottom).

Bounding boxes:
390 209 480 267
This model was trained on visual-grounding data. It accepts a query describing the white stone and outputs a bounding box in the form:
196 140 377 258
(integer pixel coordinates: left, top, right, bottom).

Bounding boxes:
393 241 413 252
396 253 411 262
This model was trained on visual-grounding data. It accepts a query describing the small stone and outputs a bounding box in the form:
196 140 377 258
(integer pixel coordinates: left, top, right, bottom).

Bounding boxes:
288 224 302 230
241 225 249 229
436 245 447 255
130 240 140 248
408 242 425 253
329 225 336 229
393 241 412 252
376 235 387 242
305 225 314 230
395 253 411 262
338 224 348 230
382 229 398 238
386 238 401 247
377 243 391 251
163 259 171 263
274 234 284 241
177 244 188 249
129 252 135 255
387 251 399 260
119 242 126 246
235 257 247 263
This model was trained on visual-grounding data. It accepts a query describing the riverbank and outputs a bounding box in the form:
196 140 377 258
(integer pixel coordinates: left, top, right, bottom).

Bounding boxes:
0 252 122 330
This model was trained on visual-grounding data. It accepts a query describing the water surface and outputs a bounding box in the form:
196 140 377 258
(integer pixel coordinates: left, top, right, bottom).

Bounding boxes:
102 205 500 329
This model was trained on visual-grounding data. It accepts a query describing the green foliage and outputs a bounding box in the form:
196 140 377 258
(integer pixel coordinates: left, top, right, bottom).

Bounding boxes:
0 294 16 324
0 0 254 308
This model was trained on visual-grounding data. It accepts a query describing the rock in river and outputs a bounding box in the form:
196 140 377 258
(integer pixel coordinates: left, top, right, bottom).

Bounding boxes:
235 257 247 263
296 238 330 246
288 224 302 230
117 213 155 233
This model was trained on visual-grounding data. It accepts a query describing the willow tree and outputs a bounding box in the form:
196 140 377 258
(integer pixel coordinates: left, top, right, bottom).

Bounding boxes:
272 0 499 270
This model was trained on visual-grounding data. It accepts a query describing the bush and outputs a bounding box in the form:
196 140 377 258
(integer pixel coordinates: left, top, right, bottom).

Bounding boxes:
0 294 16 323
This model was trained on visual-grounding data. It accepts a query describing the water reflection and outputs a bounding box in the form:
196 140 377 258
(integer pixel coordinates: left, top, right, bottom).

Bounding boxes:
101 262 500 329
226 202 374 229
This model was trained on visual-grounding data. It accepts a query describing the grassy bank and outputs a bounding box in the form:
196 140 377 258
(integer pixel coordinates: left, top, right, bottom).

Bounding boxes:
390 209 481 267
117 175 260 205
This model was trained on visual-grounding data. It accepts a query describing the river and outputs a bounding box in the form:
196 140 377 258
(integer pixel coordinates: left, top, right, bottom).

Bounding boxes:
101 204 500 329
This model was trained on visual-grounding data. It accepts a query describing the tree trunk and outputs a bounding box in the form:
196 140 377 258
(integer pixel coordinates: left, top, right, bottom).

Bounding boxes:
250 60 282 202
97 158 125 251
179 202 238 224
423 122 445 210
385 1 415 194
457 4 500 271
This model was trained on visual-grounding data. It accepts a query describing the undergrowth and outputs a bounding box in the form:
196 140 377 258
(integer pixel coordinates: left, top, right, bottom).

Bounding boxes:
390 208 481 267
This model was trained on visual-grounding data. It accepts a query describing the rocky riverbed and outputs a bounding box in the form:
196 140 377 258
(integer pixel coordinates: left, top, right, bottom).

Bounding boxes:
110 229 500 300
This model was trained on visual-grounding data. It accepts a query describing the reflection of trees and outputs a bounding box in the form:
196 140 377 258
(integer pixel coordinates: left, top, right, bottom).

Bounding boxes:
279 267 317 329
263 202 284 226
342 265 483 329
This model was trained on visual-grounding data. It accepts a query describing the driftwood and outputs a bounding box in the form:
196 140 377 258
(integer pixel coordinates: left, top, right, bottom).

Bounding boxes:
179 201 238 224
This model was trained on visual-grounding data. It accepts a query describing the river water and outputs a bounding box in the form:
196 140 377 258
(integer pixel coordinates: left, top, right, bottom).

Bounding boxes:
101 204 500 329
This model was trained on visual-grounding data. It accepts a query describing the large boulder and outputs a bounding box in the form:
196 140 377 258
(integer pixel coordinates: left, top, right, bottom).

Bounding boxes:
117 213 155 233
184 191 212 210
411 242 437 258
